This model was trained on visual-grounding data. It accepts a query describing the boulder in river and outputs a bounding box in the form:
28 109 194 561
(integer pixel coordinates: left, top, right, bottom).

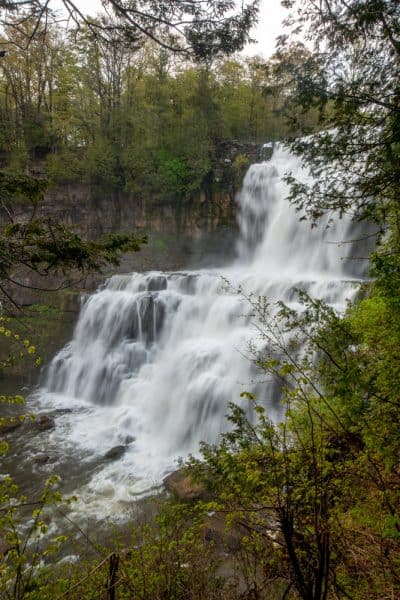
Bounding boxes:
36 415 55 431
104 445 126 460
163 469 208 501
33 454 51 465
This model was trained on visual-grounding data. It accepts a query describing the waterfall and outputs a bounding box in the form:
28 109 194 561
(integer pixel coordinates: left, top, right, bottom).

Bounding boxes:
33 144 369 518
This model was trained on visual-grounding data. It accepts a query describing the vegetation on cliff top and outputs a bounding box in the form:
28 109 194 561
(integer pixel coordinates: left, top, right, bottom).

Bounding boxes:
0 17 318 200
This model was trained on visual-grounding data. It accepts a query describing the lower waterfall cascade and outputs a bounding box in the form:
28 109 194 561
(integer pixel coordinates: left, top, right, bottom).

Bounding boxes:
31 144 370 520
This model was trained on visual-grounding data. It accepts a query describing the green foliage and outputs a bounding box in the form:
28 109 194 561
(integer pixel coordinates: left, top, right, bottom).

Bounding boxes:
232 154 251 188
0 316 41 376
85 139 123 187
0 474 74 600
45 150 84 185
279 1 400 226
0 20 316 201
156 153 188 192
0 171 46 206
155 152 193 198
25 502 230 600
0 1 259 61
0 329 75 600
0 168 147 306
2 217 147 275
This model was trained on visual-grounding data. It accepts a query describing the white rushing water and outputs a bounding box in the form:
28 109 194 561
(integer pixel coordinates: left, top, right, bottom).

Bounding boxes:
31 144 368 519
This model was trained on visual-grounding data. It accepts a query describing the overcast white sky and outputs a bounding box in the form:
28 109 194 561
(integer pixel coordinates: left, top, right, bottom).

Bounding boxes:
52 0 288 59
244 0 288 57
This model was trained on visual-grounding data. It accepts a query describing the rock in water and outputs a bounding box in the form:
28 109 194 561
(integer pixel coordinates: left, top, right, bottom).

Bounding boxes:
36 415 55 431
104 445 126 460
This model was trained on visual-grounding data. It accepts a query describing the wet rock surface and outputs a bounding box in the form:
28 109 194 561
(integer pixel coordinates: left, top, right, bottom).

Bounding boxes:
33 454 51 465
1 414 57 436
36 415 56 431
163 470 251 557
104 445 126 460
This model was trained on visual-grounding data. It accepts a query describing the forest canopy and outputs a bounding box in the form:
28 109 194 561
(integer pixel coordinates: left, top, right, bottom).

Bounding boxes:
0 14 318 196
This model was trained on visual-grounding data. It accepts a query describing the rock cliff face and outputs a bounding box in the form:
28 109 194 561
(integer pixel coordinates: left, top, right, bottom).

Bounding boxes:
38 180 238 273
2 141 263 303
41 181 235 241
1 178 238 310
21 140 262 245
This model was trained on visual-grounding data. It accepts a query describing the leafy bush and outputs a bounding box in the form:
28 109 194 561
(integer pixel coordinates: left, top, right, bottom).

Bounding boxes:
46 150 84 185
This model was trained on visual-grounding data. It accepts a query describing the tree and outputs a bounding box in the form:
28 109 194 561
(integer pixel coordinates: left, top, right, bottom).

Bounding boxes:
278 0 400 226
0 17 65 160
184 282 400 598
0 0 260 61
261 43 322 140
0 169 147 308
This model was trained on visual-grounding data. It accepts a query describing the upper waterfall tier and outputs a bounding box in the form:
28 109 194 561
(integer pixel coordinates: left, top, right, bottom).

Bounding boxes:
236 144 369 278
